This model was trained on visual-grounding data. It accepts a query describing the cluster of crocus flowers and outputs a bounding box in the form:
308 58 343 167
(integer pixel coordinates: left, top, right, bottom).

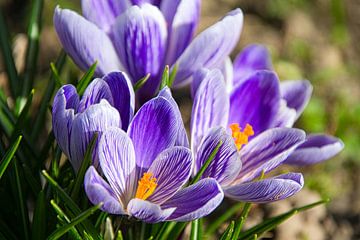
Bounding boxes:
54 0 243 101
51 1 344 224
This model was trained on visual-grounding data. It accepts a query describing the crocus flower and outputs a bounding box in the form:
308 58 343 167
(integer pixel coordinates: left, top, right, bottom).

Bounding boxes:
84 96 223 223
53 1 243 101
190 70 306 203
226 44 344 165
52 71 134 171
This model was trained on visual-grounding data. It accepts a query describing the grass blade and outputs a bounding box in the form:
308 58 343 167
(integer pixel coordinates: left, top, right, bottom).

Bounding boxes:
219 221 235 240
190 218 202 240
48 203 102 240
50 200 82 240
133 73 150 92
0 9 19 97
22 0 44 96
31 51 66 141
31 190 46 240
71 133 98 201
159 65 169 90
206 202 243 235
238 199 329 240
0 135 22 179
77 62 97 96
232 203 252 239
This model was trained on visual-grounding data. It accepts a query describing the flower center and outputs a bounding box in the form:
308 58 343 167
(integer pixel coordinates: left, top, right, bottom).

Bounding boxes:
229 123 254 150
135 172 157 200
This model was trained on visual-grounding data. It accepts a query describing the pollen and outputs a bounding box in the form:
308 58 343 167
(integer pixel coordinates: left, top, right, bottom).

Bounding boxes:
229 123 254 150
135 172 157 200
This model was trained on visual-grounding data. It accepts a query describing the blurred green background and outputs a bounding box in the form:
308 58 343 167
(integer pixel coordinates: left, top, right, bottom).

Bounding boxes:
0 0 359 239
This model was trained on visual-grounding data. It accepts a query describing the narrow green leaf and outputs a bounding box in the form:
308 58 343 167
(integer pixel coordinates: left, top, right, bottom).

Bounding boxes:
31 51 66 141
0 9 20 97
190 141 223 185
0 218 18 240
77 62 97 96
219 221 235 240
95 212 108 229
13 159 30 240
154 222 176 240
48 202 102 240
50 200 82 240
232 203 252 239
238 199 329 240
31 190 46 240
159 65 170 90
0 135 22 179
133 73 150 92
168 64 178 88
71 133 98 201
104 217 115 240
22 0 44 96
12 89 34 136
42 170 101 240
206 202 243 235
22 163 41 195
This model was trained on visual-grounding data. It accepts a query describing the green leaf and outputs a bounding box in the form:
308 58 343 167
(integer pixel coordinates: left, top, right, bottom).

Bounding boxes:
238 199 329 240
168 64 178 88
206 203 243 235
232 202 252 239
219 221 235 240
77 62 97 96
50 200 82 240
95 212 108 229
0 8 20 97
0 135 22 179
71 133 98 201
48 202 101 240
31 190 46 240
42 170 102 240
159 65 170 90
133 73 150 92
190 140 223 185
22 0 44 96
116 230 124 240
13 159 30 240
31 51 66 141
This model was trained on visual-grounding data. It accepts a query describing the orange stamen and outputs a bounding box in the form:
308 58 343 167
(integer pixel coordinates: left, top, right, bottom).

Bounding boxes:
135 172 157 200
229 123 254 150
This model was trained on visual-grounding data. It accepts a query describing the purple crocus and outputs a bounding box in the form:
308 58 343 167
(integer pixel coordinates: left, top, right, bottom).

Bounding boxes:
84 96 223 223
53 1 243 101
52 71 134 171
227 44 344 165
190 71 306 203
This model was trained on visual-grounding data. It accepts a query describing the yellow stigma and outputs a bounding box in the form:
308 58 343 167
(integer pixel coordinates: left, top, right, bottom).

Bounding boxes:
229 123 254 150
135 172 157 200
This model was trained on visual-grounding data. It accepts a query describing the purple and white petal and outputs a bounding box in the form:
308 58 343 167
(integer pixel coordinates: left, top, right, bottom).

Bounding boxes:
272 99 297 128
163 0 201 65
191 69 229 154
81 0 129 32
173 9 243 87
127 199 175 223
148 147 192 204
103 72 135 130
99 128 136 206
70 100 121 171
236 128 306 183
52 85 79 158
280 80 313 119
128 97 178 172
158 87 189 147
195 127 241 186
285 134 344 165
162 178 223 221
54 7 122 76
233 44 272 86
84 166 126 214
224 173 304 203
77 78 114 114
220 57 234 93
112 4 167 83
228 70 280 135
